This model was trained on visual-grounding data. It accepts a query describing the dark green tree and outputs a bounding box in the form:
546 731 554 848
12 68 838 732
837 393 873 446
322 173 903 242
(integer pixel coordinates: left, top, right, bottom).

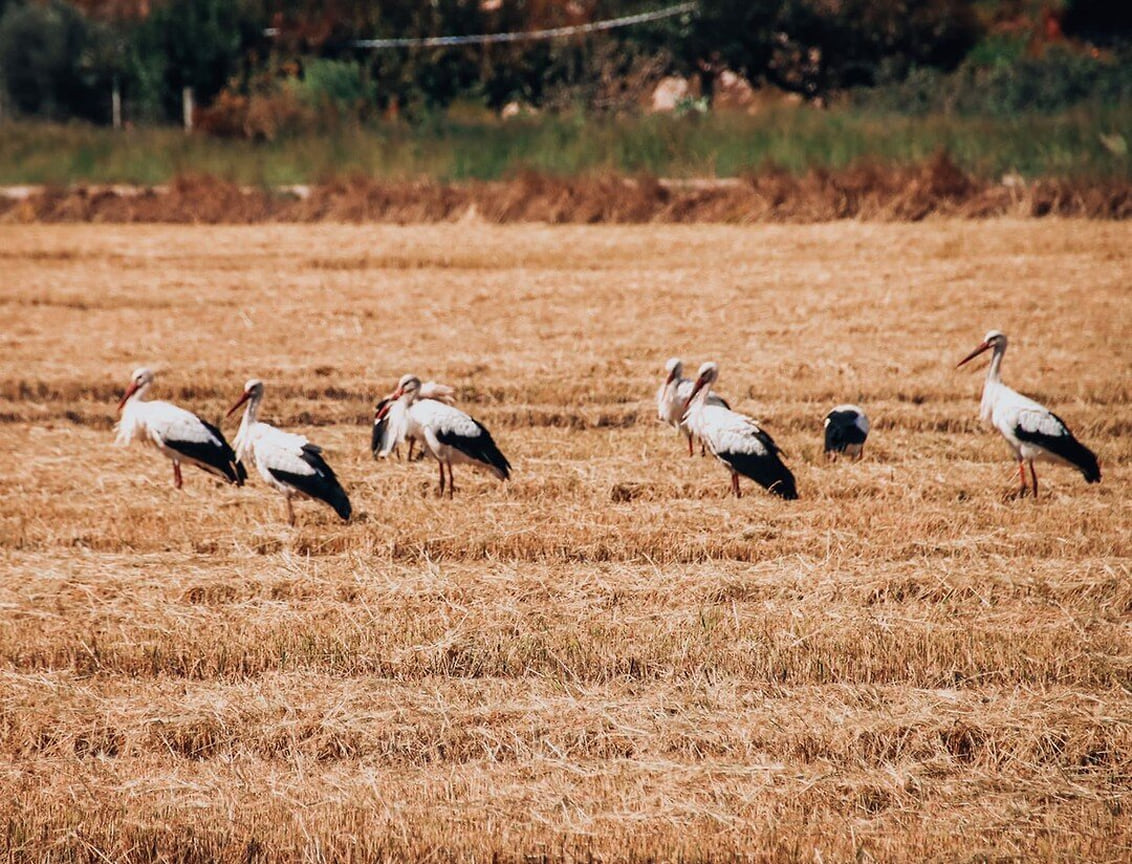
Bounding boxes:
127 0 267 121
0 0 110 120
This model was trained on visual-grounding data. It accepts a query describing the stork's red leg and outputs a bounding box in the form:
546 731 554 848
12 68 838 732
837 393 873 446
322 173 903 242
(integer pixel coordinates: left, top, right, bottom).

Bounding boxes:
407 439 415 461
447 463 456 498
173 461 183 489
1029 462 1039 498
731 472 741 498
687 433 694 457
437 459 445 496
1018 461 1027 497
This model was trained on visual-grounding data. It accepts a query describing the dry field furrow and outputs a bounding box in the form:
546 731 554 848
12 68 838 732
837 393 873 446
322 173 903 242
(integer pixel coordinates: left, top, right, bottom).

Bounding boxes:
0 221 1129 862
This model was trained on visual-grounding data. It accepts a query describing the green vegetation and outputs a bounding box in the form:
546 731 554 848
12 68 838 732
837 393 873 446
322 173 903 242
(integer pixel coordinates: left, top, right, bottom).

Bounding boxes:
2 105 1129 186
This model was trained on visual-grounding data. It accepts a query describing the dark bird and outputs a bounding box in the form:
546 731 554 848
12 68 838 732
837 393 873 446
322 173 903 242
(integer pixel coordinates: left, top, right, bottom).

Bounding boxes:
823 404 870 461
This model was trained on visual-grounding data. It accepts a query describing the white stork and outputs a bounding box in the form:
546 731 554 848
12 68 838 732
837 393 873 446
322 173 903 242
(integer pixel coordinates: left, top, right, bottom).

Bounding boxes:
656 357 730 455
957 330 1100 497
376 374 510 496
683 362 798 500
227 379 352 524
823 404 870 460
372 380 455 462
115 367 246 488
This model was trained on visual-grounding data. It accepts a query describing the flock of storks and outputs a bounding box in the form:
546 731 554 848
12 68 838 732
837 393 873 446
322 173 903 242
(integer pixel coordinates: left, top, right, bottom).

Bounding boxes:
113 329 1102 525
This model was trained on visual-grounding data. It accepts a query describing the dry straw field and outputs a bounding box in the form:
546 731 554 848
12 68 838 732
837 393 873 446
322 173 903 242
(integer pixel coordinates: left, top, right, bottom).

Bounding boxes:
0 220 1129 862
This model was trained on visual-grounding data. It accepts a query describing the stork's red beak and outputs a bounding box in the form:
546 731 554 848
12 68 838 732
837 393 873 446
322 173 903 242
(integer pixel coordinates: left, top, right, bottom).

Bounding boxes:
683 374 708 412
117 381 140 413
665 368 678 385
956 341 991 369
226 390 251 417
375 401 393 421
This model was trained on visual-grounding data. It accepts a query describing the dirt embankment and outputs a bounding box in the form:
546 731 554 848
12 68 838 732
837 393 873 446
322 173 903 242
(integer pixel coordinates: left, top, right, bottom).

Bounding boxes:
2 154 1129 223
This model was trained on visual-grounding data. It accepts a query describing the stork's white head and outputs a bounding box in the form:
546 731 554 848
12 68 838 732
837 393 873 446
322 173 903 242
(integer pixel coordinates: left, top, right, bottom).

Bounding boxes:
957 330 1008 369
117 366 155 412
227 378 264 418
684 361 720 410
392 374 421 402
664 357 683 385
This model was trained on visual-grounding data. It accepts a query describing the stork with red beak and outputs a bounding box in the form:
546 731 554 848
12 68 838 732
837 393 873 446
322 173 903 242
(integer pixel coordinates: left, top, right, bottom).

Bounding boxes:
376 374 510 496
372 380 455 462
682 362 797 500
957 330 1100 497
115 366 246 489
657 357 731 455
228 379 352 524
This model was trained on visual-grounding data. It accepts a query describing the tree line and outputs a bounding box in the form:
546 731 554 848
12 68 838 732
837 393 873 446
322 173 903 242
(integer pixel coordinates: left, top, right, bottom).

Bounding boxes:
0 0 1128 128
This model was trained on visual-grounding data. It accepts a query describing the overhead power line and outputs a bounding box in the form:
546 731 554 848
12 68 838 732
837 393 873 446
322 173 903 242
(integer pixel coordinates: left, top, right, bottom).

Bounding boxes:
265 3 697 48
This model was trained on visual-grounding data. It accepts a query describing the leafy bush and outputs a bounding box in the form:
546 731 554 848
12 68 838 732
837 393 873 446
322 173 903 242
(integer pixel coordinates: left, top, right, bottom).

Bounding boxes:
854 42 1132 114
295 59 376 114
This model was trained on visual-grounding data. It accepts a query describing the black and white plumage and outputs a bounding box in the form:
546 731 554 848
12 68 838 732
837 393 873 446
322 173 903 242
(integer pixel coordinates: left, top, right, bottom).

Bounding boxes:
372 380 455 462
823 404 870 460
228 379 352 524
957 330 1100 497
683 362 798 500
377 374 510 496
656 357 730 456
115 366 246 489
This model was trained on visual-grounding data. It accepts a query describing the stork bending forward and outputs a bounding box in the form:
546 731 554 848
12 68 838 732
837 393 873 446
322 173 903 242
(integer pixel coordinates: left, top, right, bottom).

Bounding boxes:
957 330 1100 497
683 362 797 500
228 380 352 524
823 404 870 461
115 367 246 488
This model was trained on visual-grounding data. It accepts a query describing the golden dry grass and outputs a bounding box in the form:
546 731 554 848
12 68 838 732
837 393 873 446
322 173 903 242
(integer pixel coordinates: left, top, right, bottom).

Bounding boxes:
0 220 1129 862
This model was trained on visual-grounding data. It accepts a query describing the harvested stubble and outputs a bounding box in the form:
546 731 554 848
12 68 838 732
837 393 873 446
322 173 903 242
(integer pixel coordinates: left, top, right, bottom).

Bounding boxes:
0 220 1129 862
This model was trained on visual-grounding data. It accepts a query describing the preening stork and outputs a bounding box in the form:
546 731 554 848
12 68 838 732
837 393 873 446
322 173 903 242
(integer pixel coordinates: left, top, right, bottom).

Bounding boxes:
372 380 455 462
683 362 798 500
656 357 731 455
228 379 352 524
115 367 246 488
957 330 1100 497
377 374 510 496
823 404 870 460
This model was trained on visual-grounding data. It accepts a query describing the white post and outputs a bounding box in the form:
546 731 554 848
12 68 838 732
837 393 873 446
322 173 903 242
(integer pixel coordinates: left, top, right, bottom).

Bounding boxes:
182 86 194 133
112 76 122 129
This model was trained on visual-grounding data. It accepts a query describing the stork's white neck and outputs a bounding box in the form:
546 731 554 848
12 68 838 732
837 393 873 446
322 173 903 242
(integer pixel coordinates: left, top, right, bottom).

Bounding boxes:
980 344 1006 421
233 393 262 460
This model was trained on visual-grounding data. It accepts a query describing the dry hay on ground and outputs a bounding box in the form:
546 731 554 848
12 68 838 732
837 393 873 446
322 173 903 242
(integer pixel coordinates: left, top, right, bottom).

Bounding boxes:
0 220 1129 861
3 154 1131 225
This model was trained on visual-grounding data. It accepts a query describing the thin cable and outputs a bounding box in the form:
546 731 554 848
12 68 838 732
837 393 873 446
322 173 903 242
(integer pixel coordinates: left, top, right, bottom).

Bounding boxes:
265 3 696 48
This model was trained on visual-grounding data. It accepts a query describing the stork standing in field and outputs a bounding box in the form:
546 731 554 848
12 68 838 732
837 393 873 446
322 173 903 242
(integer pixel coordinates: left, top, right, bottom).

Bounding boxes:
656 357 731 455
376 374 510 496
372 380 455 462
823 404 870 460
683 362 798 500
227 379 352 524
115 367 246 488
957 330 1100 497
